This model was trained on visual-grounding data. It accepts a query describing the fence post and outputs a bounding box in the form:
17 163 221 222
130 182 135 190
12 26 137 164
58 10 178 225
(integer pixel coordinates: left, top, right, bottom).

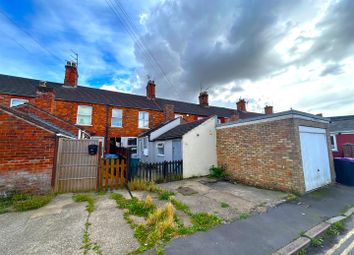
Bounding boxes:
163 161 168 181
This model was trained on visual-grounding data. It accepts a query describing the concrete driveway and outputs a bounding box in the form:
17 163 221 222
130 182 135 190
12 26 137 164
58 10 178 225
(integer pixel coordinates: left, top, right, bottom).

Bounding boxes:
0 193 139 255
158 177 288 221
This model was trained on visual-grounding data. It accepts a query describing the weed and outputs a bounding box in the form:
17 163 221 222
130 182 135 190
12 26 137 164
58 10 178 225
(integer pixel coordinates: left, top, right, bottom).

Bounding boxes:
310 237 324 247
190 212 222 231
13 194 54 211
73 193 95 213
221 202 230 208
326 221 344 237
111 193 155 217
298 249 306 255
158 190 175 200
170 198 191 215
286 193 298 201
209 165 227 178
128 179 159 192
239 212 250 220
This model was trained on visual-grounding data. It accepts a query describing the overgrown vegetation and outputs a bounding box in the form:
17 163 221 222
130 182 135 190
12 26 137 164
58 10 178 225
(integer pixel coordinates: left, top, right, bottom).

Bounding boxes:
209 165 227 178
0 192 54 213
111 184 222 254
310 236 324 247
73 193 102 255
128 179 159 192
326 221 344 237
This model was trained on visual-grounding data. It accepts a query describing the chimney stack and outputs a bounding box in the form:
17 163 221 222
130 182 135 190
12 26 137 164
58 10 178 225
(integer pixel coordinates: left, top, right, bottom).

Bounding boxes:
163 104 175 121
236 99 246 112
32 81 56 113
64 61 78 87
229 112 240 122
264 105 273 115
146 80 156 100
199 91 209 107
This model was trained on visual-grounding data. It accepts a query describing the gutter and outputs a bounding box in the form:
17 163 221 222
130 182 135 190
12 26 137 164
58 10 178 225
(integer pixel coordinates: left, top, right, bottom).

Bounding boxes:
56 133 75 139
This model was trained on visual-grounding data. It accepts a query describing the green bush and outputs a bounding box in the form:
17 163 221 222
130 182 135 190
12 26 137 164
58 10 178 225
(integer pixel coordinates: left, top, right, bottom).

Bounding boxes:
209 165 227 178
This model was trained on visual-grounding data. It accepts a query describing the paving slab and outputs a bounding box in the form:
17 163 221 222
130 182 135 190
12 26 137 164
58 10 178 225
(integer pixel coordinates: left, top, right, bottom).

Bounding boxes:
89 196 139 255
0 194 87 255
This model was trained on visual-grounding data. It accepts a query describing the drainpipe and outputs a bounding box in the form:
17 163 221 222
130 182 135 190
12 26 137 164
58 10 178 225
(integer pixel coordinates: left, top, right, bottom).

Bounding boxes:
105 105 109 154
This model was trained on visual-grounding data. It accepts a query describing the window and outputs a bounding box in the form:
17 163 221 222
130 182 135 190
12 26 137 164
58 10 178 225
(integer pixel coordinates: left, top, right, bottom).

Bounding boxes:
175 114 182 118
111 109 123 127
138 112 149 128
330 135 337 151
127 137 137 146
157 142 164 156
77 105 92 125
10 98 28 107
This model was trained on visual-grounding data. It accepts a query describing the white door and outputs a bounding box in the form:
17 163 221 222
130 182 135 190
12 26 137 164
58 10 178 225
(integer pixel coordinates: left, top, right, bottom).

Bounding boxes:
299 126 331 192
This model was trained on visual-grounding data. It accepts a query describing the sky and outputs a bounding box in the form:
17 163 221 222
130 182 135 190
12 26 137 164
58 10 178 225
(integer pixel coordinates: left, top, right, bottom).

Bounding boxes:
0 0 353 116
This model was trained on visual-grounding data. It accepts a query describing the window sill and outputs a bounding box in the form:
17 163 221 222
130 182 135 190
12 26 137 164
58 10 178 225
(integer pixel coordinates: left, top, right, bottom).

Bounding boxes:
139 127 150 129
76 124 93 127
111 126 123 128
157 154 165 157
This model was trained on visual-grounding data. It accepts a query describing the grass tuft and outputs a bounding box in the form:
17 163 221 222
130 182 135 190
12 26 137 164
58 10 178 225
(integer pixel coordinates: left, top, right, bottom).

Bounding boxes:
158 190 175 200
221 202 230 208
239 212 250 220
209 165 227 178
190 212 222 231
1 192 54 213
128 179 159 192
73 193 95 213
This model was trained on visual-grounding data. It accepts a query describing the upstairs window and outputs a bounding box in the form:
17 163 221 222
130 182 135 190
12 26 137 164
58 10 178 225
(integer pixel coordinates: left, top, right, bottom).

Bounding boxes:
111 109 123 127
10 98 28 107
157 142 164 156
138 111 149 128
77 105 92 126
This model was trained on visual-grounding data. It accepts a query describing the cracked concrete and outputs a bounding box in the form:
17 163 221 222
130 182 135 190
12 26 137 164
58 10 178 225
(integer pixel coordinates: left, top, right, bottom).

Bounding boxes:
158 177 287 221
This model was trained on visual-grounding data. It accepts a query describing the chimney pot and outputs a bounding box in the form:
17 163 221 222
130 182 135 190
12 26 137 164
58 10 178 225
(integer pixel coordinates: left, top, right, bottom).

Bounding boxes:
199 91 209 107
236 99 246 112
64 62 78 87
264 105 273 115
146 80 156 100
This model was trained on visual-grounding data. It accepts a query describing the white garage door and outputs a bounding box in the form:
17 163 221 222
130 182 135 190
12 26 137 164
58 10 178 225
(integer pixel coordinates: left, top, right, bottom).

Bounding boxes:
299 126 331 192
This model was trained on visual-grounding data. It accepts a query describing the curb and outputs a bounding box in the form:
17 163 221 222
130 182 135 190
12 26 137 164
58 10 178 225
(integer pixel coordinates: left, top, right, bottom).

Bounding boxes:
273 206 354 255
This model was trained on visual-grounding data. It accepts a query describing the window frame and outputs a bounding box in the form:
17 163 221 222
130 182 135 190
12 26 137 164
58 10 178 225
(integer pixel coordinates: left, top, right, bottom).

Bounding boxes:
111 108 123 127
156 142 165 156
10 98 28 107
76 105 93 126
138 111 149 129
330 134 338 151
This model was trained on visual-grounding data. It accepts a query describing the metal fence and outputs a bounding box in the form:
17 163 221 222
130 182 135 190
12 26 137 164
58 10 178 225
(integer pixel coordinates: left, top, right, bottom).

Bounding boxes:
129 160 183 183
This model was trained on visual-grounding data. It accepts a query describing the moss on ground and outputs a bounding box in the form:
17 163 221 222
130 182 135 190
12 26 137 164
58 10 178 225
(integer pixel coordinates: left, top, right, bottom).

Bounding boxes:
0 192 54 213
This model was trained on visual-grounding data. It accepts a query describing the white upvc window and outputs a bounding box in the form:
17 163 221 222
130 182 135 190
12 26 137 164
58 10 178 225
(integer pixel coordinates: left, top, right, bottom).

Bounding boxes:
330 134 338 151
138 111 149 129
10 98 28 107
77 105 93 126
157 142 164 156
111 109 123 127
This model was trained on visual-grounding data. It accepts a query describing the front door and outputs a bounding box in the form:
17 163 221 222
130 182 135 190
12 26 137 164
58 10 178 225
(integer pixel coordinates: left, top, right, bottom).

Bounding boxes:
299 126 331 192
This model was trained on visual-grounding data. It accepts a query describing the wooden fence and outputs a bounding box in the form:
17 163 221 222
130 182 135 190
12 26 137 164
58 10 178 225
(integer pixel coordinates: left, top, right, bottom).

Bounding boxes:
343 144 354 158
55 138 100 193
129 160 183 183
99 158 128 190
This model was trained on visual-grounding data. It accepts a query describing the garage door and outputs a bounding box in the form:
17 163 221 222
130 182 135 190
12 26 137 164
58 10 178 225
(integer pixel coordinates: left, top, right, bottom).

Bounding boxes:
299 126 331 192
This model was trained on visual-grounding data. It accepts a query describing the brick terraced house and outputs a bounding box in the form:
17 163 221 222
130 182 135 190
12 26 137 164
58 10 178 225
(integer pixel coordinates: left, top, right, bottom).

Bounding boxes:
0 62 266 155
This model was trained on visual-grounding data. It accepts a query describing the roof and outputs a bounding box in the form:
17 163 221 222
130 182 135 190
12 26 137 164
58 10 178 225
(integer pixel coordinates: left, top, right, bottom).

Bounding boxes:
0 73 262 118
218 109 330 129
154 118 209 141
0 104 77 138
329 115 354 133
138 117 181 138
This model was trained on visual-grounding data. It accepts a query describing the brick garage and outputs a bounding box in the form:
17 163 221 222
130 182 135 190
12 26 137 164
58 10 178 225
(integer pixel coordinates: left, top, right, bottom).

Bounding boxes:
217 110 335 194
0 105 77 196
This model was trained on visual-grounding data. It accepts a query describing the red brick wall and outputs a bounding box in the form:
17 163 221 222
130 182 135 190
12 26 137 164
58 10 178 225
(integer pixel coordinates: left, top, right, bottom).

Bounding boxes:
0 109 55 195
217 118 334 194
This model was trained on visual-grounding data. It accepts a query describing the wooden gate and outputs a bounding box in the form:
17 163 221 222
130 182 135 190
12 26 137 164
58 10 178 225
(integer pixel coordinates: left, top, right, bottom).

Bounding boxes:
55 138 101 193
99 158 128 190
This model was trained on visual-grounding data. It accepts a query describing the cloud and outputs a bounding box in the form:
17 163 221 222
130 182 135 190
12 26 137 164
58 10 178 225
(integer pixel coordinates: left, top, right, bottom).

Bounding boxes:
133 0 354 115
